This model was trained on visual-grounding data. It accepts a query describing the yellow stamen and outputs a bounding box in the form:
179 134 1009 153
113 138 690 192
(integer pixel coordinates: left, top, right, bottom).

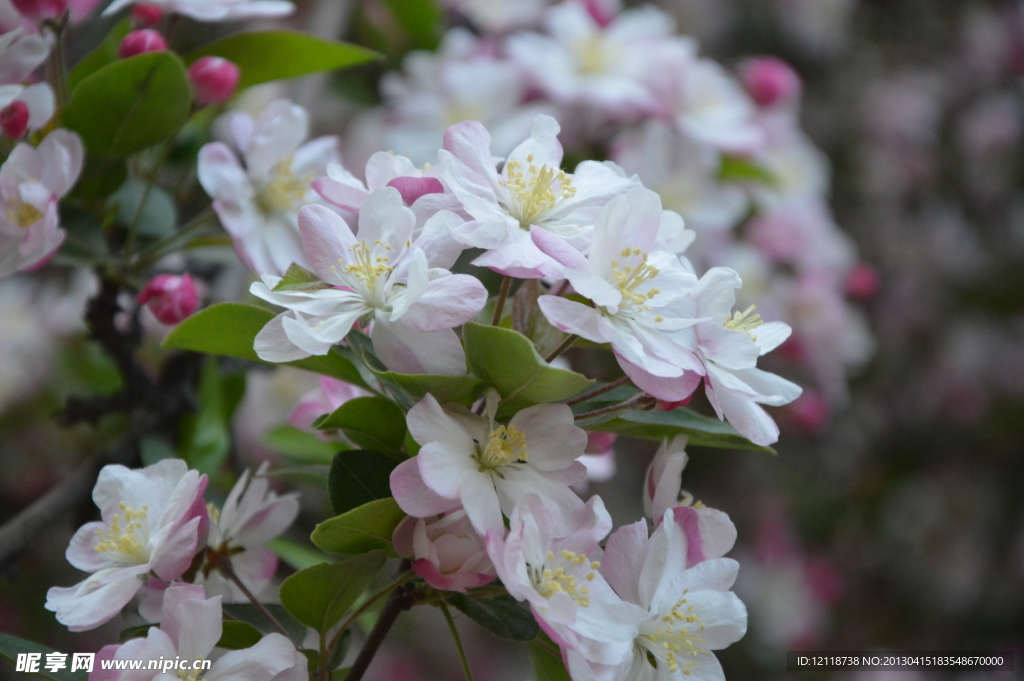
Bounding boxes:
723 304 763 338
6 201 43 228
500 160 576 229
256 156 312 214
94 503 150 564
638 591 708 674
475 424 529 471
611 247 660 313
344 240 393 287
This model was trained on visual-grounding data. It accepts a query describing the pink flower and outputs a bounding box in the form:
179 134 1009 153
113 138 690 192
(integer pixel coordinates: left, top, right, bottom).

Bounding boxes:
136 273 198 325
740 56 802 108
118 29 166 58
392 508 496 592
0 128 83 277
45 459 209 632
188 56 240 106
130 3 162 26
289 375 372 434
0 99 26 137
11 0 66 22
0 82 54 137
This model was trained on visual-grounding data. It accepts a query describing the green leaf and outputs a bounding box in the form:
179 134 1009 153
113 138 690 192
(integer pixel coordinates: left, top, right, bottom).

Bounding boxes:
217 621 263 650
186 31 379 89
328 449 400 515
62 51 192 156
463 322 593 418
445 594 539 641
109 178 178 238
273 263 331 292
221 604 307 642
346 331 485 408
67 19 131 92
318 396 406 453
264 425 345 464
162 303 372 389
279 551 387 634
529 640 572 681
0 633 87 681
382 0 442 49
719 156 777 186
311 497 405 557
267 537 332 570
179 357 245 475
118 624 155 642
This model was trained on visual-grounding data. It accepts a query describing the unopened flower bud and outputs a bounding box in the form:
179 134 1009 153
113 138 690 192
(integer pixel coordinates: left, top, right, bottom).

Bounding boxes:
585 431 617 455
119 29 167 58
740 56 801 108
787 390 829 434
187 57 240 106
844 262 880 302
130 2 163 27
137 273 198 325
656 395 692 411
0 101 29 139
11 0 67 21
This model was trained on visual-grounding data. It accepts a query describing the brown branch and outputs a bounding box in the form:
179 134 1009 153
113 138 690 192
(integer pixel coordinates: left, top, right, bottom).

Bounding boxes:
345 573 418 681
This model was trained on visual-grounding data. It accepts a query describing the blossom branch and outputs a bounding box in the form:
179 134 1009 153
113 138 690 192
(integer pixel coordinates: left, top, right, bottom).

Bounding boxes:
563 376 632 406
543 333 578 363
573 393 656 421
325 570 415 663
345 574 418 681
439 601 475 681
217 558 291 638
490 276 513 325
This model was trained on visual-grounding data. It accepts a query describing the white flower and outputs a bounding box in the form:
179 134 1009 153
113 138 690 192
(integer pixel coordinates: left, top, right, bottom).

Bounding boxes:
392 508 496 592
45 460 208 632
0 27 49 85
250 188 486 375
0 128 83 277
198 99 340 276
103 0 293 21
439 114 639 278
442 0 550 33
390 391 588 537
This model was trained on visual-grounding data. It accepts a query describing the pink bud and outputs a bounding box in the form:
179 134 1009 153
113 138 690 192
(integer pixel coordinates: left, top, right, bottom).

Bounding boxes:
187 56 240 106
118 29 167 59
655 395 692 411
787 390 829 434
585 431 617 455
137 273 198 325
130 2 163 27
11 0 68 21
740 56 802 108
0 101 29 139
844 262 880 302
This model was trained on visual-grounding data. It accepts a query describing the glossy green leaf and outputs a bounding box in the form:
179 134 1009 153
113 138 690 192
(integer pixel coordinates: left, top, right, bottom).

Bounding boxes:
311 497 405 557
279 551 387 634
318 396 406 453
445 594 539 641
529 640 572 681
273 263 330 292
346 330 485 408
382 0 441 49
719 156 777 186
217 621 263 650
62 51 192 156
263 425 345 465
0 634 87 681
463 322 593 418
162 303 371 389
186 31 379 89
118 624 154 642
179 357 245 475
220 604 306 642
67 19 131 92
328 449 400 516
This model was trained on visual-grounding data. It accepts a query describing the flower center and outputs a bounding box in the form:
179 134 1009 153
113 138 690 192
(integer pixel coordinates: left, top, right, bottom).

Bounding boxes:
573 34 609 73
638 591 708 675
500 155 576 229
723 304 762 338
176 665 203 681
256 157 312 214
6 200 43 228
343 240 393 288
94 502 150 564
444 101 485 128
533 550 599 607
610 247 661 316
475 424 528 472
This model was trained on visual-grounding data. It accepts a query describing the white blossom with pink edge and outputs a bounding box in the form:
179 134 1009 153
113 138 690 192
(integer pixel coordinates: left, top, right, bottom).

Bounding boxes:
438 114 639 278
249 188 485 375
289 375 372 435
0 83 53 137
197 99 339 276
91 584 300 681
45 459 208 632
0 26 49 85
392 508 496 592
571 511 747 681
0 128 83 277
195 462 300 604
102 0 293 21
485 494 648 671
389 390 588 538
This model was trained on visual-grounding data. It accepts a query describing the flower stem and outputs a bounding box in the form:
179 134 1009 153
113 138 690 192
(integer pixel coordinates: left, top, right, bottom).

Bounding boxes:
544 334 578 363
44 12 69 108
440 601 474 681
564 376 632 406
125 137 176 258
326 571 415 661
491 276 513 325
344 579 417 681
218 559 291 638
573 393 655 421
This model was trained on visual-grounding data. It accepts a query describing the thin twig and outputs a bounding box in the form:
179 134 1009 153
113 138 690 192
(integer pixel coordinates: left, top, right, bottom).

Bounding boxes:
326 571 415 661
544 334 578 363
125 138 176 257
564 376 632 406
219 560 291 638
573 393 655 421
344 580 417 681
490 276 513 325
440 601 474 681
550 280 570 297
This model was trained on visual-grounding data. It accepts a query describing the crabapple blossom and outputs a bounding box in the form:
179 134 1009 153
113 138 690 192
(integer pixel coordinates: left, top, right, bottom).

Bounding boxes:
289 375 372 434
439 114 639 278
102 0 294 22
95 584 299 681
129 2 162 25
392 508 496 592
485 494 648 668
0 99 25 137
10 0 66 22
576 511 748 681
0 128 83 277
0 27 49 85
136 273 198 325
0 82 53 137
250 189 484 375
197 99 339 275
390 391 588 537
740 56 802 108
188 56 240 106
45 459 208 632
117 29 166 58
